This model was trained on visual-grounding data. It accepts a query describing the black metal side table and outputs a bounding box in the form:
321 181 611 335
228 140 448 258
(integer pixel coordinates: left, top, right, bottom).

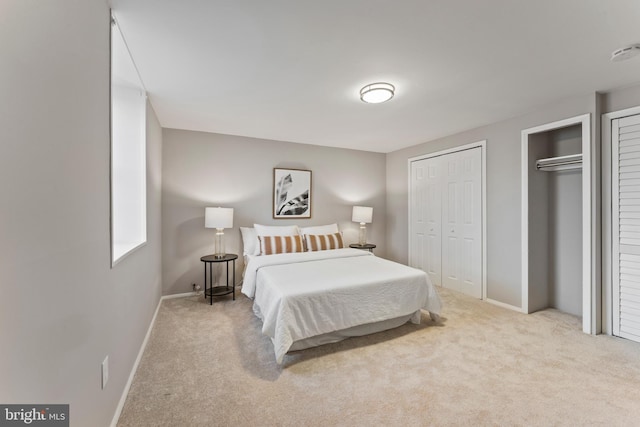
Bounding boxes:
349 243 376 253
200 254 237 305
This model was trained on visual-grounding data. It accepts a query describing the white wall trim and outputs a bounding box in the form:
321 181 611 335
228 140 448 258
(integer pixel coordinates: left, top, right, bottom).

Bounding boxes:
407 141 485 163
486 298 523 313
110 296 162 427
520 129 529 314
520 114 596 334
162 291 198 300
408 140 487 300
481 142 488 301
601 105 640 335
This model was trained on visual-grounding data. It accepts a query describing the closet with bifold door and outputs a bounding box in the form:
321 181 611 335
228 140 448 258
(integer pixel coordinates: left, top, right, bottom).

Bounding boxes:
526 124 583 317
612 113 640 343
409 144 483 300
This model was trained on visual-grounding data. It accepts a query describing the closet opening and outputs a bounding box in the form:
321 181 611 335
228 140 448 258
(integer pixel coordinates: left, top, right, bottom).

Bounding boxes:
528 124 583 317
521 114 598 334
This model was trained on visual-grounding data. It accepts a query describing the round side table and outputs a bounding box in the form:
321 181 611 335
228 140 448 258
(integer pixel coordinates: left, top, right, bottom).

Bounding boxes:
349 243 376 252
200 254 238 305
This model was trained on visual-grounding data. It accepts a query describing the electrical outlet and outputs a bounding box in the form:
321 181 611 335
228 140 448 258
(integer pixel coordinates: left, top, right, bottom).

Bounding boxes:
102 356 109 390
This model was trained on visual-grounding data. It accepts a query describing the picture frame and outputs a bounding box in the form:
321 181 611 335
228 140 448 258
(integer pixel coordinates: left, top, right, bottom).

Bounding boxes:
273 168 312 219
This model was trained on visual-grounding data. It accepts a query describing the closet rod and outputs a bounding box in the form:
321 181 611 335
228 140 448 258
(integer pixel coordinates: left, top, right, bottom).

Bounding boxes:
536 153 582 171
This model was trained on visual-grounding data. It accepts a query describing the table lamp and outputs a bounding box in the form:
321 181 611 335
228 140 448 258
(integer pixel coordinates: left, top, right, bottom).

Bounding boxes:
352 206 373 246
205 207 234 258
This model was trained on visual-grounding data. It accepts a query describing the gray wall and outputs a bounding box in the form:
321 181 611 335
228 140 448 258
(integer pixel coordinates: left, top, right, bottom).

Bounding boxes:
602 83 640 114
162 129 386 295
386 93 597 307
0 1 163 426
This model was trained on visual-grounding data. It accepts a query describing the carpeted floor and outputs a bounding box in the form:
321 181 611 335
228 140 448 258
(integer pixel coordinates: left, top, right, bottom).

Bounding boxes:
117 287 640 426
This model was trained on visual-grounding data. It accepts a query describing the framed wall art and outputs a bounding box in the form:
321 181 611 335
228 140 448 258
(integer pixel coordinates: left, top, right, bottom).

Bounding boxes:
273 168 311 219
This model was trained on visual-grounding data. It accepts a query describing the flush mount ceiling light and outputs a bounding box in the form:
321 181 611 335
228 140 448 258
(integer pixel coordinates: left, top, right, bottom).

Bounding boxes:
611 44 640 62
360 82 395 103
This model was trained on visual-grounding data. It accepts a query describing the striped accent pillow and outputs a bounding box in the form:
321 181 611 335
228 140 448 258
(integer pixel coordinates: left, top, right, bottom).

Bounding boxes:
305 233 345 252
258 235 304 255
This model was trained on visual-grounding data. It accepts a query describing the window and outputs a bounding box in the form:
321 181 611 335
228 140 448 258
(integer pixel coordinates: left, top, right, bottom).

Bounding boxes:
111 15 147 265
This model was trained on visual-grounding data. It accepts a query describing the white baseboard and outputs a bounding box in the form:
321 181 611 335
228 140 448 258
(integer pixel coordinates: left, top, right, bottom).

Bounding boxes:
486 298 524 313
161 291 198 300
110 297 162 427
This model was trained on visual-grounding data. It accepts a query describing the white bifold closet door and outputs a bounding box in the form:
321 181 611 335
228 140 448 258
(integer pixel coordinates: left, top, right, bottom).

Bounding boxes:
410 147 482 298
410 156 442 287
613 113 640 343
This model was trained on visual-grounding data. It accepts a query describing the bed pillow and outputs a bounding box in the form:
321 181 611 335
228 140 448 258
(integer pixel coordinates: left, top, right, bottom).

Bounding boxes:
240 227 260 256
258 235 305 255
254 224 300 237
305 233 345 252
299 223 339 235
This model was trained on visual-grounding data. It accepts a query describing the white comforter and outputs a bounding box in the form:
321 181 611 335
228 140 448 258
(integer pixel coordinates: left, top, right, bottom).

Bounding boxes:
243 248 442 363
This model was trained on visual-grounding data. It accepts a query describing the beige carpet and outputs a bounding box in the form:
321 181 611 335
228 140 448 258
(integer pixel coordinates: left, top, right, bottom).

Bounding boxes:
117 287 640 426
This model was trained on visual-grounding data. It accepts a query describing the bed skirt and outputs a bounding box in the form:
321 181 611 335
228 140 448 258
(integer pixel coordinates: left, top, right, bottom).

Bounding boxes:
287 311 419 352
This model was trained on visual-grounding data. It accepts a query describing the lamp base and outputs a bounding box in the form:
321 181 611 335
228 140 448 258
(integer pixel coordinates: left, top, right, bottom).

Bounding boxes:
358 223 367 246
214 228 225 259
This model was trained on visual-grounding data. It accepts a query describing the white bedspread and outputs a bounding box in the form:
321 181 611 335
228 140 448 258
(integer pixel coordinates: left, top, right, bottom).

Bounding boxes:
243 248 442 363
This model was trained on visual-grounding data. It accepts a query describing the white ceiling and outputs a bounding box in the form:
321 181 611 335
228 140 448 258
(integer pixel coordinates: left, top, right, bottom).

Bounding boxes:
111 0 640 153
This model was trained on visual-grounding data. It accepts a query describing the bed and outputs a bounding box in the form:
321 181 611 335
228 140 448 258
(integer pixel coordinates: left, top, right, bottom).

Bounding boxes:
241 241 442 364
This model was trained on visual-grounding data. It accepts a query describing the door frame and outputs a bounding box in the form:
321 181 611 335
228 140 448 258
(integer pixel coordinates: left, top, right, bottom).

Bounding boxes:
602 105 640 335
520 113 598 334
408 140 487 300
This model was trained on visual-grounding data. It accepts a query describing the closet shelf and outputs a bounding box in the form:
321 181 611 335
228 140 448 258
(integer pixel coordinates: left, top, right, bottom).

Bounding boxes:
536 153 582 171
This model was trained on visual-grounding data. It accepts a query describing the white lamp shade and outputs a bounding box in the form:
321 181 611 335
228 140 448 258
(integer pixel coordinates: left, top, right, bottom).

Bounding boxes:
205 207 234 229
352 206 373 224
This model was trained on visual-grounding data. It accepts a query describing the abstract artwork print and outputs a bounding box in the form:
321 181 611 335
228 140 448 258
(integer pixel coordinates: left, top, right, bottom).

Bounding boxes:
273 168 311 218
